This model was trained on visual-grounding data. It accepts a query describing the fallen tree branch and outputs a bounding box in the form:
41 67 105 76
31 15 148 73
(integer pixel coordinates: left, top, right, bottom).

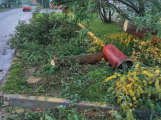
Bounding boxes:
51 53 106 67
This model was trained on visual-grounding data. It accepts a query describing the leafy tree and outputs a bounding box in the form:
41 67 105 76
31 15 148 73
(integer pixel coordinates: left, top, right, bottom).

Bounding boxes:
17 0 21 6
52 0 161 37
37 0 49 8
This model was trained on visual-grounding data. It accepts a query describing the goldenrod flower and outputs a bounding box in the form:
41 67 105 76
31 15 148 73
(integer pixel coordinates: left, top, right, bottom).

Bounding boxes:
142 71 153 77
127 84 131 88
116 82 119 87
155 69 160 75
105 75 117 82
133 97 136 101
135 64 139 70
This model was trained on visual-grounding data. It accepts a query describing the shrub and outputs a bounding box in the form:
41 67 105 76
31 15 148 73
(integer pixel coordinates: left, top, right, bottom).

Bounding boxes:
134 40 161 66
105 63 161 119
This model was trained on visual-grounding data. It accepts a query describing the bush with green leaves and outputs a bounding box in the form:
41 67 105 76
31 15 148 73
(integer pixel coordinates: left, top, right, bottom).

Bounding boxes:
133 39 161 67
104 63 161 119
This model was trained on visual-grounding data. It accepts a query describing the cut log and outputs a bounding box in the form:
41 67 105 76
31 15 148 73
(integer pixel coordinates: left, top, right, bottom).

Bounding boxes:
52 53 105 66
123 20 150 37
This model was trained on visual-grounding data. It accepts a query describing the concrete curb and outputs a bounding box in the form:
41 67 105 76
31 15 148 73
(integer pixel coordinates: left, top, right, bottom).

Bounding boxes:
1 91 158 119
2 93 118 110
0 91 3 104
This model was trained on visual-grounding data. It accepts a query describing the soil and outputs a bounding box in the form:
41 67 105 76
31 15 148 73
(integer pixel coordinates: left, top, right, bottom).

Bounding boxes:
24 67 40 84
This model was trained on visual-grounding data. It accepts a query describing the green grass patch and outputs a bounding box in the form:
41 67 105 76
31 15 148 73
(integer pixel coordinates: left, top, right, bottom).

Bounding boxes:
81 14 123 37
0 59 32 94
0 7 4 11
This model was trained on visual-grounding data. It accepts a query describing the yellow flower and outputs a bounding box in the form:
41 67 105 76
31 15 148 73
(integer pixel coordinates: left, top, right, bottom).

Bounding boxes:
127 84 131 88
142 71 153 77
129 90 134 96
149 81 152 84
133 97 136 101
116 82 119 87
155 69 160 75
115 73 121 77
105 75 117 82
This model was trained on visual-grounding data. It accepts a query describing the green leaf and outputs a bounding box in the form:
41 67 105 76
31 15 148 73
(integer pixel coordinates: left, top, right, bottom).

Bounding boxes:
73 114 79 120
45 115 54 120
67 114 73 120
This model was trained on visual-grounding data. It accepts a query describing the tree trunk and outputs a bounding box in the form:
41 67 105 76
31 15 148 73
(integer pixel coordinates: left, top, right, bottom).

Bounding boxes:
109 10 111 23
123 20 158 37
52 53 106 66
138 0 145 15
123 20 150 37
99 8 112 23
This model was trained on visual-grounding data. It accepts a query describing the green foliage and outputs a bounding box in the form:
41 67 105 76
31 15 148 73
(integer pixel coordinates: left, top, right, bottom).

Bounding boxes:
134 39 161 66
132 1 161 38
60 63 114 103
37 0 49 8
4 106 110 120
11 12 62 46
32 7 41 18
5 3 161 120
105 63 161 119
0 6 4 9
103 32 136 56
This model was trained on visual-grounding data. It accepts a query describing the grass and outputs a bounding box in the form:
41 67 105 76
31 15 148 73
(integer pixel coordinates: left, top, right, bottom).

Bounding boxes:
81 13 123 37
0 7 4 12
0 58 32 94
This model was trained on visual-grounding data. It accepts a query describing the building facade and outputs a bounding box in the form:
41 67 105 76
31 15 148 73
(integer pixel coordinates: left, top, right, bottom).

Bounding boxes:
0 0 5 6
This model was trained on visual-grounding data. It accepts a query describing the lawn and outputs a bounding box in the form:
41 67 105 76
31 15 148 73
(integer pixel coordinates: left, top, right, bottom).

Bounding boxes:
81 15 123 36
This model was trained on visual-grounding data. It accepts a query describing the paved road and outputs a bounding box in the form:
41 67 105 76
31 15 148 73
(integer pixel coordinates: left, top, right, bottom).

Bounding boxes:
0 8 33 83
0 8 61 84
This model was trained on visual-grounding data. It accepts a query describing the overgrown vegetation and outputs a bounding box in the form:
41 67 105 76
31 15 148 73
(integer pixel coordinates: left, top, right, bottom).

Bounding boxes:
3 106 111 120
1 8 120 101
0 6 4 11
1 6 161 119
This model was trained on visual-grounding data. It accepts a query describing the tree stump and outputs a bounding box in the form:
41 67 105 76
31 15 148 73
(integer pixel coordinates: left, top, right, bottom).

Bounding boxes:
123 20 150 37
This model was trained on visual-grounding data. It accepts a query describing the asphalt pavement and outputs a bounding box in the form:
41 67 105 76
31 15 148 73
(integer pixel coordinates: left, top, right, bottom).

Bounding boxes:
0 8 61 84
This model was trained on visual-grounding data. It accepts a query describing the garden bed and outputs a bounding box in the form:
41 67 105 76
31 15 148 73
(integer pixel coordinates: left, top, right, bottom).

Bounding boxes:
1 7 161 119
